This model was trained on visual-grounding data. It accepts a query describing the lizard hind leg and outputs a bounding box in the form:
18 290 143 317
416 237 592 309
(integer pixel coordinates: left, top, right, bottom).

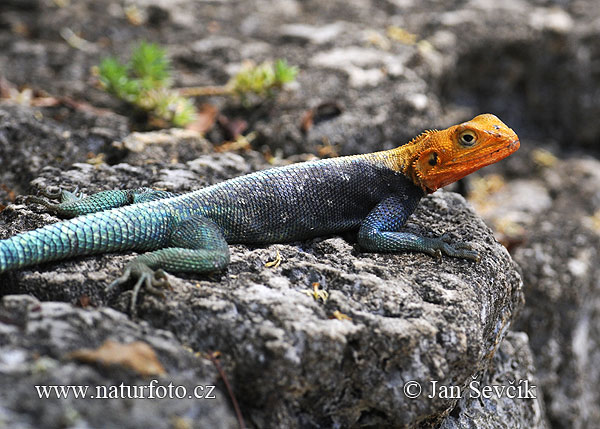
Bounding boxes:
109 215 230 316
26 187 176 218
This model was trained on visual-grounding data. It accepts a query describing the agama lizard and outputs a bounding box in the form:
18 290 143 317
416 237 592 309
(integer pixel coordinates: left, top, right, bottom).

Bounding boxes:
0 114 519 310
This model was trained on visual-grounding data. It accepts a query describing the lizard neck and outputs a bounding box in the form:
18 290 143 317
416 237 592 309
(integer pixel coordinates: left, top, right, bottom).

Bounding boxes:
364 131 434 193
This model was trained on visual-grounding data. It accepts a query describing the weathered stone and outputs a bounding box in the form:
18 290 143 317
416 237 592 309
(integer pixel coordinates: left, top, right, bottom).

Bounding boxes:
4 0 600 426
0 295 237 429
1 132 524 427
440 331 548 429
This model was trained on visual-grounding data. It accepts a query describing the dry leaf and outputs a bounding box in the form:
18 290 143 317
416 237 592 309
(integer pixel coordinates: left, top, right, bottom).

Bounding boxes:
300 101 343 133
186 103 218 133
0 184 16 203
77 295 91 308
217 115 248 140
68 340 166 376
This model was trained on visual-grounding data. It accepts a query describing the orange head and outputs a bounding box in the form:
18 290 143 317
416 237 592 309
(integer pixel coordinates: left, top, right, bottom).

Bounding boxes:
399 114 520 193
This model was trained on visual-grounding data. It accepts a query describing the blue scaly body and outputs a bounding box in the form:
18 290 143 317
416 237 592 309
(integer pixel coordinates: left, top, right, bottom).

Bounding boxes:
0 157 426 272
0 114 520 311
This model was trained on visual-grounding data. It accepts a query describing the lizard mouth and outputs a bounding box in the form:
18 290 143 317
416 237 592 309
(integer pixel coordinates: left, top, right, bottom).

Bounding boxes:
506 138 520 151
479 137 520 163
453 137 520 166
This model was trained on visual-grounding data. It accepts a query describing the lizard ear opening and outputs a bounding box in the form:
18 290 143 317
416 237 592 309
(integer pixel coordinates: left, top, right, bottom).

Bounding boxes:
415 149 439 175
410 148 443 192
428 151 438 166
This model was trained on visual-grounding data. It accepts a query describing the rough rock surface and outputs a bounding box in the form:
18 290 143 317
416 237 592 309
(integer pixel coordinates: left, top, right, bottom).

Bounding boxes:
0 103 128 201
440 331 548 429
0 294 237 429
2 0 599 427
0 127 524 427
475 153 600 429
3 0 600 162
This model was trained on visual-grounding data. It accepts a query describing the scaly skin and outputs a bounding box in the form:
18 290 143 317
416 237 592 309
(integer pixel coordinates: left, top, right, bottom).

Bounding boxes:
0 114 519 312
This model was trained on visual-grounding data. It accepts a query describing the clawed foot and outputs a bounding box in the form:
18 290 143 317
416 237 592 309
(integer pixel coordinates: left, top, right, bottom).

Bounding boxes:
425 233 480 261
39 186 81 201
24 195 61 213
25 187 82 216
108 262 171 317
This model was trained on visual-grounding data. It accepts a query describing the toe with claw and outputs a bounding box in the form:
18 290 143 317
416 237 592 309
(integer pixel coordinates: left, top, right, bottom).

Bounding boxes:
427 234 480 261
108 262 171 317
25 186 83 215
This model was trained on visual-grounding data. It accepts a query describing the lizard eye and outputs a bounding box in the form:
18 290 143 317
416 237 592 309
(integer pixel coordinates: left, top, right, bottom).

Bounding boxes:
459 130 477 147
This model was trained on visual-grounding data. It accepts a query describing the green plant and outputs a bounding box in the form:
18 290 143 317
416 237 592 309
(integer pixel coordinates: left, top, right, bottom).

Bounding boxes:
97 42 195 127
178 59 298 105
229 59 298 98
97 42 299 126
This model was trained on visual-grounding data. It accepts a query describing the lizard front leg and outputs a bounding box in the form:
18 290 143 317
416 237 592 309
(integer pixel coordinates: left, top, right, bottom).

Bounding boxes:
358 195 479 261
109 215 230 316
26 188 176 217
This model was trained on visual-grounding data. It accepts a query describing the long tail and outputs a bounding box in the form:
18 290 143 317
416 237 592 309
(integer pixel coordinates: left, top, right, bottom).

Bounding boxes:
0 202 174 273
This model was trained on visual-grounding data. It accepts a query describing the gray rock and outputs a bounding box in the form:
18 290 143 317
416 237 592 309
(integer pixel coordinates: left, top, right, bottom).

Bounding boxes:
117 129 213 165
0 294 237 429
12 0 600 159
0 103 128 205
280 22 348 45
440 331 548 429
465 147 600 429
507 158 600 429
1 131 524 427
10 0 600 426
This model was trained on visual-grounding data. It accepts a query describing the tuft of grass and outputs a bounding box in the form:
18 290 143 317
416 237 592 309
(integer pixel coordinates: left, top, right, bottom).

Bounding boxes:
97 42 299 127
97 42 195 127
228 59 298 102
274 59 299 86
178 59 299 105
98 57 139 102
130 42 170 90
